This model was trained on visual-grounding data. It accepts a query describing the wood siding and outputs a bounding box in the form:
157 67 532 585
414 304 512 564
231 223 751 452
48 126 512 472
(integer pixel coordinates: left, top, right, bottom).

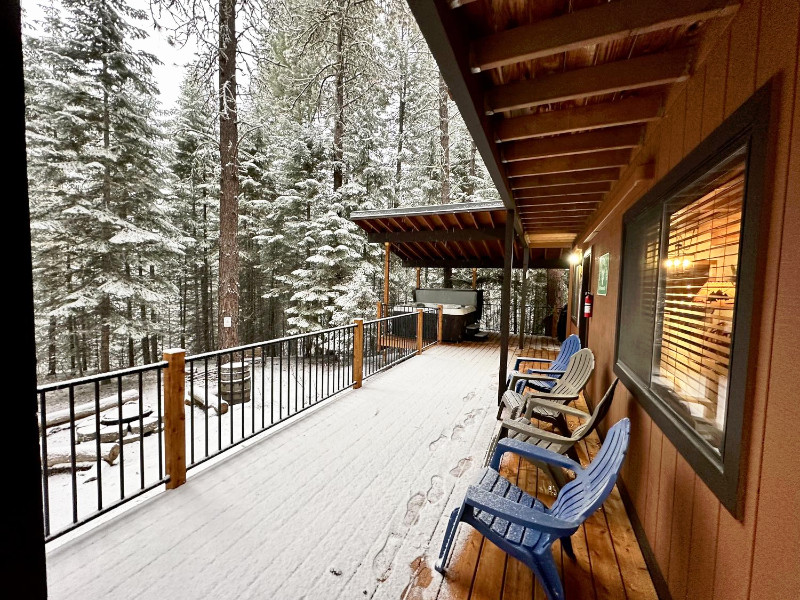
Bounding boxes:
569 1 800 598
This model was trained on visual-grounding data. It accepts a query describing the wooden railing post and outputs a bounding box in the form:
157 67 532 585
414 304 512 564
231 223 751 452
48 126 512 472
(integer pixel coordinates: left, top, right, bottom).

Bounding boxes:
163 348 186 490
353 319 364 389
437 304 444 343
417 308 424 355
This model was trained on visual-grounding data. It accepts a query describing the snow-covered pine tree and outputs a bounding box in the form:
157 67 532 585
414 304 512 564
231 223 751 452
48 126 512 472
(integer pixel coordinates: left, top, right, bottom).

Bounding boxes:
25 0 180 375
170 71 221 353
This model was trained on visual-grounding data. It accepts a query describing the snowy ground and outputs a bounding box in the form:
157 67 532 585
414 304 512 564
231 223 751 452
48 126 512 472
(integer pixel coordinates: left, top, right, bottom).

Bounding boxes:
46 339 508 600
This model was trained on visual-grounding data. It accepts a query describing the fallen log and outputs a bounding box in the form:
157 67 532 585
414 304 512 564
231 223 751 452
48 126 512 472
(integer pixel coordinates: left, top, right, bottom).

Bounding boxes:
185 389 228 415
40 389 139 429
46 442 120 468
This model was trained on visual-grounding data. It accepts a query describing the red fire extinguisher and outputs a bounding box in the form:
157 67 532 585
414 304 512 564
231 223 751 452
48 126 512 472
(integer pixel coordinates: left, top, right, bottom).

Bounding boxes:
583 292 594 318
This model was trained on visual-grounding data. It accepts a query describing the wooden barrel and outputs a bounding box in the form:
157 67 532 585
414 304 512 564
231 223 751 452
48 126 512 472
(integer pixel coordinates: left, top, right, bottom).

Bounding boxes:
219 361 252 404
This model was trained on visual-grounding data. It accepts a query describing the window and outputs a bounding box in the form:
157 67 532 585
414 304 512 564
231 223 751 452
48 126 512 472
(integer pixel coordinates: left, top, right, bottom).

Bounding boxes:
615 83 772 517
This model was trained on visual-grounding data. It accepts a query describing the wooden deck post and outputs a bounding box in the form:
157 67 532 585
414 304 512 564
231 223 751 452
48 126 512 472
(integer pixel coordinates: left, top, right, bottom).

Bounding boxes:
163 348 186 490
437 304 444 343
417 309 424 355
498 210 514 404
383 242 391 305
472 268 477 289
519 249 529 349
353 319 364 389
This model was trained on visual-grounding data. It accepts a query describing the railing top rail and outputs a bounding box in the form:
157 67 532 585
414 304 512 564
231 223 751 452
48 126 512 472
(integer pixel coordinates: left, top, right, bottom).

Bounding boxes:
364 312 418 326
186 323 357 361
37 360 169 393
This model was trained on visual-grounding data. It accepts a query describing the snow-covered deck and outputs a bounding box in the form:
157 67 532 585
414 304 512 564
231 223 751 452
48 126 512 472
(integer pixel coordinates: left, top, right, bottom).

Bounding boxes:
46 335 656 600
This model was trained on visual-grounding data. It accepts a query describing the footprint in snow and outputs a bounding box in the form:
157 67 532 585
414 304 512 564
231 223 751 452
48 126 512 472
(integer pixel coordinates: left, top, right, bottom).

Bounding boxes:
403 492 426 526
462 391 475 403
426 475 444 504
449 457 474 478
373 533 402 582
428 434 447 452
451 424 465 441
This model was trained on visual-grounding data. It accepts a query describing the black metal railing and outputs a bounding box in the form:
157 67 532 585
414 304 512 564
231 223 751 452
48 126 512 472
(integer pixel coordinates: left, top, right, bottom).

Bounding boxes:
39 308 443 542
184 324 356 471
37 362 169 541
481 302 554 336
362 313 418 379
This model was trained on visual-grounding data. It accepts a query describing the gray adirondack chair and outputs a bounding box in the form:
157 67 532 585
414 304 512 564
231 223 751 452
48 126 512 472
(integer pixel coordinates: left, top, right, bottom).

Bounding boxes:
489 379 620 490
497 348 595 435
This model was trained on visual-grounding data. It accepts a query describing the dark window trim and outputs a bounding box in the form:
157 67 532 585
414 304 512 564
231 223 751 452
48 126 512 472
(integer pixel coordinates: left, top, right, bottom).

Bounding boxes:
614 80 774 519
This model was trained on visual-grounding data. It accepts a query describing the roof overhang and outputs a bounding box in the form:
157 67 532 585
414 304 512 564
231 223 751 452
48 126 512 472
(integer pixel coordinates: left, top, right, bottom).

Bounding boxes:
351 202 570 269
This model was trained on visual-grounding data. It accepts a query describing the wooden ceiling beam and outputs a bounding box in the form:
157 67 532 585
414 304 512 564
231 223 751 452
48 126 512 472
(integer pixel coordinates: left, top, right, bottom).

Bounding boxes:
366 226 505 244
486 47 693 115
507 149 631 178
496 95 663 142
501 125 643 163
515 182 611 198
471 0 739 72
510 168 621 189
525 233 576 248
518 192 605 205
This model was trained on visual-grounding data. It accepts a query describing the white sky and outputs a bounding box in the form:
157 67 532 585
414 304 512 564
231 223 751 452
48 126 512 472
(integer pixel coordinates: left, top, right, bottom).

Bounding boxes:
22 0 192 109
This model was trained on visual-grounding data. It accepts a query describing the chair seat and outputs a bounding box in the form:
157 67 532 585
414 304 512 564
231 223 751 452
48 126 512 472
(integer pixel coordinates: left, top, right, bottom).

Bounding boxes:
505 420 573 455
471 468 552 552
501 390 560 421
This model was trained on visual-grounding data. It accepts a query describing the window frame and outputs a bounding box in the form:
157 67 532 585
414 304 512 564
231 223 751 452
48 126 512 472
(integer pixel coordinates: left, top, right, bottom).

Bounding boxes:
614 82 773 518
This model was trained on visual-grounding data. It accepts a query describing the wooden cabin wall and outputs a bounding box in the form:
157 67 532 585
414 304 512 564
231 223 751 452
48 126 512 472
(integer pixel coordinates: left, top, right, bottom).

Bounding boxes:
568 1 800 598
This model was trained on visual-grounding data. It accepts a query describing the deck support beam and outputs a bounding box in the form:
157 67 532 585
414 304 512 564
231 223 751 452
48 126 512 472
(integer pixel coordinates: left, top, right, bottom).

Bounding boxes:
498 209 514 404
383 242 391 305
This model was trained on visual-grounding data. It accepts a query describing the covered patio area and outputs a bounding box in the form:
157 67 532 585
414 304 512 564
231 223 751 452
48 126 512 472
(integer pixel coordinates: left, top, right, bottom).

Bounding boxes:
46 336 655 600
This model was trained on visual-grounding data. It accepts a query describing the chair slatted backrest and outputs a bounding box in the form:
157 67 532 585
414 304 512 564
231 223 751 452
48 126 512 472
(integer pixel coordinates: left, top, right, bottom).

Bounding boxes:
550 348 595 396
524 335 582 393
551 335 581 371
549 418 631 525
571 378 620 441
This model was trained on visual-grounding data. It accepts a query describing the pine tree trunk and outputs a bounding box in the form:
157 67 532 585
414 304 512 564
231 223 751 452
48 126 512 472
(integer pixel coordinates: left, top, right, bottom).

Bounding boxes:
467 141 476 197
546 269 563 336
218 0 240 350
332 0 346 191
439 73 452 288
394 75 407 208
48 316 57 376
99 48 112 375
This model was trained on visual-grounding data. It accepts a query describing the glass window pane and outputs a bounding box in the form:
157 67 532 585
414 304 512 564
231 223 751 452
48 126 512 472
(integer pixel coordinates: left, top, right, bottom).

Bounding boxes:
650 147 747 454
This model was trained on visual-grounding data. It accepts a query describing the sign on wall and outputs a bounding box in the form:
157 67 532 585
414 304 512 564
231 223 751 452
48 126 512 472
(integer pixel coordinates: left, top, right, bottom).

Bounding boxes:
597 253 610 296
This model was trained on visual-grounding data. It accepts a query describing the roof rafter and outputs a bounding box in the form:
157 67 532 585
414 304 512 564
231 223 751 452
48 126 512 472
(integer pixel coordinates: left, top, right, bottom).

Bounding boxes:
486 47 693 115
471 0 739 72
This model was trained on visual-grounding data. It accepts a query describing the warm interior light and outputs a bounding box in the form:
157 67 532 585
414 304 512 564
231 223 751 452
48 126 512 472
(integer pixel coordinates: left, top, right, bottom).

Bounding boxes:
665 258 674 268
568 252 581 265
682 258 692 268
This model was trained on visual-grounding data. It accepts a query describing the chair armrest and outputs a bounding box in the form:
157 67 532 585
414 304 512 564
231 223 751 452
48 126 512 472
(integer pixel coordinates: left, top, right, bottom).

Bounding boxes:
490 437 584 473
526 368 566 376
508 371 560 390
502 419 574 445
465 485 576 536
525 397 591 420
514 356 552 369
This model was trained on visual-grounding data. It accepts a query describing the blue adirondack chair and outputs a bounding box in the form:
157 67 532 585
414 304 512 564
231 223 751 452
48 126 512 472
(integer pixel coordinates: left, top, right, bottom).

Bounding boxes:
511 334 581 394
436 418 631 600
